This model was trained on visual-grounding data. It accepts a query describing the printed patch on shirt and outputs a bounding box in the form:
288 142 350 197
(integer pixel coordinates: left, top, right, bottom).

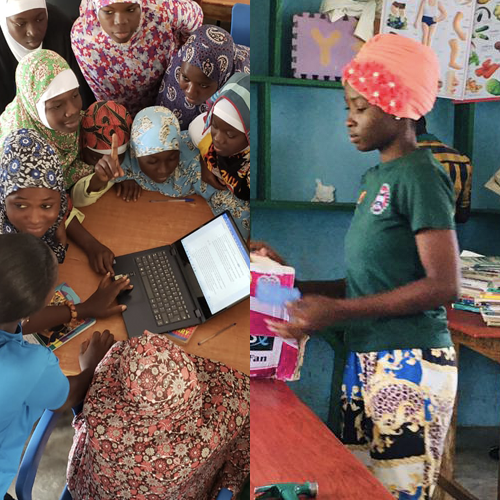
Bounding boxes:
370 183 391 215
357 190 367 205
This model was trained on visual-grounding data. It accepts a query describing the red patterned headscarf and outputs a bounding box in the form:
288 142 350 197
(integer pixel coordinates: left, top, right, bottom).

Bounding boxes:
342 34 440 120
67 332 250 499
80 100 132 154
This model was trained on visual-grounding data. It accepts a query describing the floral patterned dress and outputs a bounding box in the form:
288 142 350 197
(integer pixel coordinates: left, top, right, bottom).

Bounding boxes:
71 0 203 118
67 333 249 500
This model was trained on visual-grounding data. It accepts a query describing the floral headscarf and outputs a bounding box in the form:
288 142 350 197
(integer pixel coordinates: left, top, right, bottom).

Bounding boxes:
71 0 203 117
342 33 440 120
0 49 93 188
130 106 180 158
157 25 250 130
0 128 68 263
67 332 250 499
81 100 133 154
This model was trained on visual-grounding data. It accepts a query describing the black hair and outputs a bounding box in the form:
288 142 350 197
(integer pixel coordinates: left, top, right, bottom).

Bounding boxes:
0 233 58 323
415 116 427 136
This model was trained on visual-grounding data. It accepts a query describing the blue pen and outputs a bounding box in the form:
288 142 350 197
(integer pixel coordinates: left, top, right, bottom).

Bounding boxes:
149 198 195 203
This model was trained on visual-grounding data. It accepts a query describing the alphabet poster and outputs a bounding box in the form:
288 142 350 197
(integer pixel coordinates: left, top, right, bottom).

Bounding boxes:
380 0 476 99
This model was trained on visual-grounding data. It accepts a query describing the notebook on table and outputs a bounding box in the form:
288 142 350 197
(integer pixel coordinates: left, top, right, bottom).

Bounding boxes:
113 211 250 340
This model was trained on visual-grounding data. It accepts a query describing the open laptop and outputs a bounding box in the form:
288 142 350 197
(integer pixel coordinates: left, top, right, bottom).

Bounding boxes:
113 211 249 338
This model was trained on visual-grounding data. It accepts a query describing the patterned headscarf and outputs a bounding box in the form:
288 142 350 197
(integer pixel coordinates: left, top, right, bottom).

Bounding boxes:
71 0 203 117
0 128 68 263
157 25 250 130
67 332 250 499
204 72 250 145
342 34 440 120
202 73 250 201
130 106 180 158
81 101 133 154
0 49 93 188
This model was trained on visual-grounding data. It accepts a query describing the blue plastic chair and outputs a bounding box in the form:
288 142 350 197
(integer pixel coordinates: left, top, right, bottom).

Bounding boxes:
231 3 250 47
16 409 233 500
15 410 71 500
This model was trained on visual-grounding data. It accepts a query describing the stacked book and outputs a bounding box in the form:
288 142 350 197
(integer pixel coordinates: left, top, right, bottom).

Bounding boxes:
454 255 500 326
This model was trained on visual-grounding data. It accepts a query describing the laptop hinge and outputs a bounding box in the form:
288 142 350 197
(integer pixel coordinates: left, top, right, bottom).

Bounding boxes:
194 309 202 318
170 246 177 256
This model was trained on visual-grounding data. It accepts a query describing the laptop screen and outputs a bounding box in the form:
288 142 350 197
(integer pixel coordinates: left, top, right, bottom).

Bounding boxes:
181 212 250 315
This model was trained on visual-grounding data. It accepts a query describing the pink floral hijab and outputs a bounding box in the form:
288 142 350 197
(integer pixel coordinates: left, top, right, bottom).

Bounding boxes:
67 332 249 499
71 0 203 117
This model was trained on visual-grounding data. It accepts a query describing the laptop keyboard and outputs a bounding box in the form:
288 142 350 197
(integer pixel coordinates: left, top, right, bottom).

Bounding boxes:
135 251 191 327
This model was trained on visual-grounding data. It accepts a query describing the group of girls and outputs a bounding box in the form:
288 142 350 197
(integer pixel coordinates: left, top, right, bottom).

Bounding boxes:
0 0 250 498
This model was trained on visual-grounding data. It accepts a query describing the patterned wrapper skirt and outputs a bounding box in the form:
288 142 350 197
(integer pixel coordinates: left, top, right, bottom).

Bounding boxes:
341 347 457 500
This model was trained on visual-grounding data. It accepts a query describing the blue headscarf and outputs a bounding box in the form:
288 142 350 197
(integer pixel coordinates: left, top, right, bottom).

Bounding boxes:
130 106 180 158
118 106 209 198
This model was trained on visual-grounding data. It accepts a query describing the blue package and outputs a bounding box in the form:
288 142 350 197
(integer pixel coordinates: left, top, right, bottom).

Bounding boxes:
255 282 301 306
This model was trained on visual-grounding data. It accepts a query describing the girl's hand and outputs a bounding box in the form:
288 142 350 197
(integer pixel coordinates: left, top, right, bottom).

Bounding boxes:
79 273 132 318
88 135 124 194
79 329 115 372
85 240 115 275
115 180 142 202
55 220 67 247
94 154 125 183
265 295 344 339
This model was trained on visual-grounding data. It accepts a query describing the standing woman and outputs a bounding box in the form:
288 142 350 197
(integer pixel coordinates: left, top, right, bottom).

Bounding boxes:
157 24 250 130
0 0 94 114
269 34 460 499
0 49 94 188
71 0 203 118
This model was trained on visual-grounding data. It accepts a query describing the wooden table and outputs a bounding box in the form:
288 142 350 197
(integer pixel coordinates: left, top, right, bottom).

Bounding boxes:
202 0 249 22
251 379 393 500
55 189 249 376
436 307 500 500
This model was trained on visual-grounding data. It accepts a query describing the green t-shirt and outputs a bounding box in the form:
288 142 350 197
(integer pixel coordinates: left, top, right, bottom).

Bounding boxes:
344 148 455 352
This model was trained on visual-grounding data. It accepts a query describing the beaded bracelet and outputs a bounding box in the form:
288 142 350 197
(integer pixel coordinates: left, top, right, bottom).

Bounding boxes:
63 300 79 328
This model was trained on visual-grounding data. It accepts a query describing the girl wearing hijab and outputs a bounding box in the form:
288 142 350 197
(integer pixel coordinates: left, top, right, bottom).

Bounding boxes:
71 100 137 206
67 331 249 499
156 24 250 130
269 34 459 499
71 0 203 118
189 73 250 238
114 105 249 238
0 49 94 189
0 128 132 334
0 0 94 114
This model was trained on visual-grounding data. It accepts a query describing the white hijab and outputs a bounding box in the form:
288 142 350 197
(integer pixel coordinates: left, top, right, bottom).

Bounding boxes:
0 0 47 62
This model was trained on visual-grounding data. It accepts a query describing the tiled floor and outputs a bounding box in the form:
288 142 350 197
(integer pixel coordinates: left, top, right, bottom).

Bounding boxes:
453 426 499 500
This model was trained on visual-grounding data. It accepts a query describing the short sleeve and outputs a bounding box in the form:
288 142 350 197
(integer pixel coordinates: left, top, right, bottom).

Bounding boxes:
65 206 85 228
25 350 70 411
396 162 455 232
71 175 114 207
